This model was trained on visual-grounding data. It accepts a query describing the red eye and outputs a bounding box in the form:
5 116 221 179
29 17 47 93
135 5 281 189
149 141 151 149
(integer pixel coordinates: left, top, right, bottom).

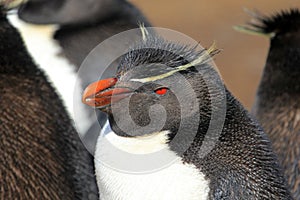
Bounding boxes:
155 87 168 95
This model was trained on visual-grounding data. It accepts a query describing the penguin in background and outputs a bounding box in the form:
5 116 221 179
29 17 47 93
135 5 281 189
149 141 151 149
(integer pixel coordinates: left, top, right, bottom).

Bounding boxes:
82 29 292 199
0 3 98 199
235 8 300 199
8 0 151 153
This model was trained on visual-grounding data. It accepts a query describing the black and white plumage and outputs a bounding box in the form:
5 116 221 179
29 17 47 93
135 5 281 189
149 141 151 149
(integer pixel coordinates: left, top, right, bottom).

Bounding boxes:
238 8 300 199
9 0 151 153
0 6 98 199
83 33 292 199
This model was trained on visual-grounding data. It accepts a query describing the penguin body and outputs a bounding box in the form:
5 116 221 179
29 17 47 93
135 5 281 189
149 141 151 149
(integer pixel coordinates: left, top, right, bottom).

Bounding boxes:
83 34 292 199
11 0 151 152
0 7 98 199
246 9 300 199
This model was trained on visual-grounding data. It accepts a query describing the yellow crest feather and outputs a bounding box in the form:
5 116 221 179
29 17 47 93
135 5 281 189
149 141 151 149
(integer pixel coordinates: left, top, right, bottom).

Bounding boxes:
131 42 220 83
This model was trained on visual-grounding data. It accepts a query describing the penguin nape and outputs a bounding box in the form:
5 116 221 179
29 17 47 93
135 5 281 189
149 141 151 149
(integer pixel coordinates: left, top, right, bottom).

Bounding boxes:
0 6 98 200
7 0 151 153
236 8 300 199
82 32 292 199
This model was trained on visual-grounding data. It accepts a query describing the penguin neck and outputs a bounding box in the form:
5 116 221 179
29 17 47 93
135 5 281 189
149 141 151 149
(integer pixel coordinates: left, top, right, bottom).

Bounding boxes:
180 90 247 163
107 102 214 159
258 33 300 99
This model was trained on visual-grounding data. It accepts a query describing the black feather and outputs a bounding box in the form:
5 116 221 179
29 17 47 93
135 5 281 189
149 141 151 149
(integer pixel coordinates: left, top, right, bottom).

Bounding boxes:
251 8 300 200
248 8 300 35
118 34 219 76
0 9 98 199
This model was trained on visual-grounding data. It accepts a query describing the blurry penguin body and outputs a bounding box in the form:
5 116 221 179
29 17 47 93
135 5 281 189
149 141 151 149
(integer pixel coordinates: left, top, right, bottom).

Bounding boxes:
12 0 151 153
237 8 300 199
0 6 98 199
7 15 90 135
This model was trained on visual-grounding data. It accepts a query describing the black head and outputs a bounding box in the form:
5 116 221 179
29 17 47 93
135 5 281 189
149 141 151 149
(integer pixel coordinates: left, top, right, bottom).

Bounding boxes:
17 0 124 25
236 8 300 96
249 9 300 36
236 8 300 45
83 33 221 140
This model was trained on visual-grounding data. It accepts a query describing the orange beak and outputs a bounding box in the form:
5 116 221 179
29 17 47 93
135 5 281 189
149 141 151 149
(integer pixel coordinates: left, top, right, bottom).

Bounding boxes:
82 77 133 109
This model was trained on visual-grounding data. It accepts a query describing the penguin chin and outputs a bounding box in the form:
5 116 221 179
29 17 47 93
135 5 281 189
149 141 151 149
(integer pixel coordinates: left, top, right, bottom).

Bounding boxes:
110 125 168 139
105 129 171 154
108 115 170 139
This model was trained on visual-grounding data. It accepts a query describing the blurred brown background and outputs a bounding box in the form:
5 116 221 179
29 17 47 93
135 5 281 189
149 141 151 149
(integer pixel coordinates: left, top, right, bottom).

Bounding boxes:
131 0 300 109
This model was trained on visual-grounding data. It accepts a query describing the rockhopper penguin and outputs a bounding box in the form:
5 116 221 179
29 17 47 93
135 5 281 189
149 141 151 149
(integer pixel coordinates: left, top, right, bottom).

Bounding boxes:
236 8 300 199
0 4 98 199
8 0 151 152
82 30 292 199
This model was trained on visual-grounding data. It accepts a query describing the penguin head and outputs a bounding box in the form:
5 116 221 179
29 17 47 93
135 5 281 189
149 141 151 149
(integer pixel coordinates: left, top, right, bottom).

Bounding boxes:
16 0 123 25
235 8 300 82
235 8 300 45
83 33 220 140
83 64 183 138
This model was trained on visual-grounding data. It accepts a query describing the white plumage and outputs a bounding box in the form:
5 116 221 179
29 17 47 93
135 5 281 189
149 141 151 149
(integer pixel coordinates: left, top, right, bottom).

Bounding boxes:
94 122 210 200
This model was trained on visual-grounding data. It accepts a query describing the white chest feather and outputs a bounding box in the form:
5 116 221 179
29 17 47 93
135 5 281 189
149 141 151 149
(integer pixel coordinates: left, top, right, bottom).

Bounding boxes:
8 15 90 135
95 124 210 200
